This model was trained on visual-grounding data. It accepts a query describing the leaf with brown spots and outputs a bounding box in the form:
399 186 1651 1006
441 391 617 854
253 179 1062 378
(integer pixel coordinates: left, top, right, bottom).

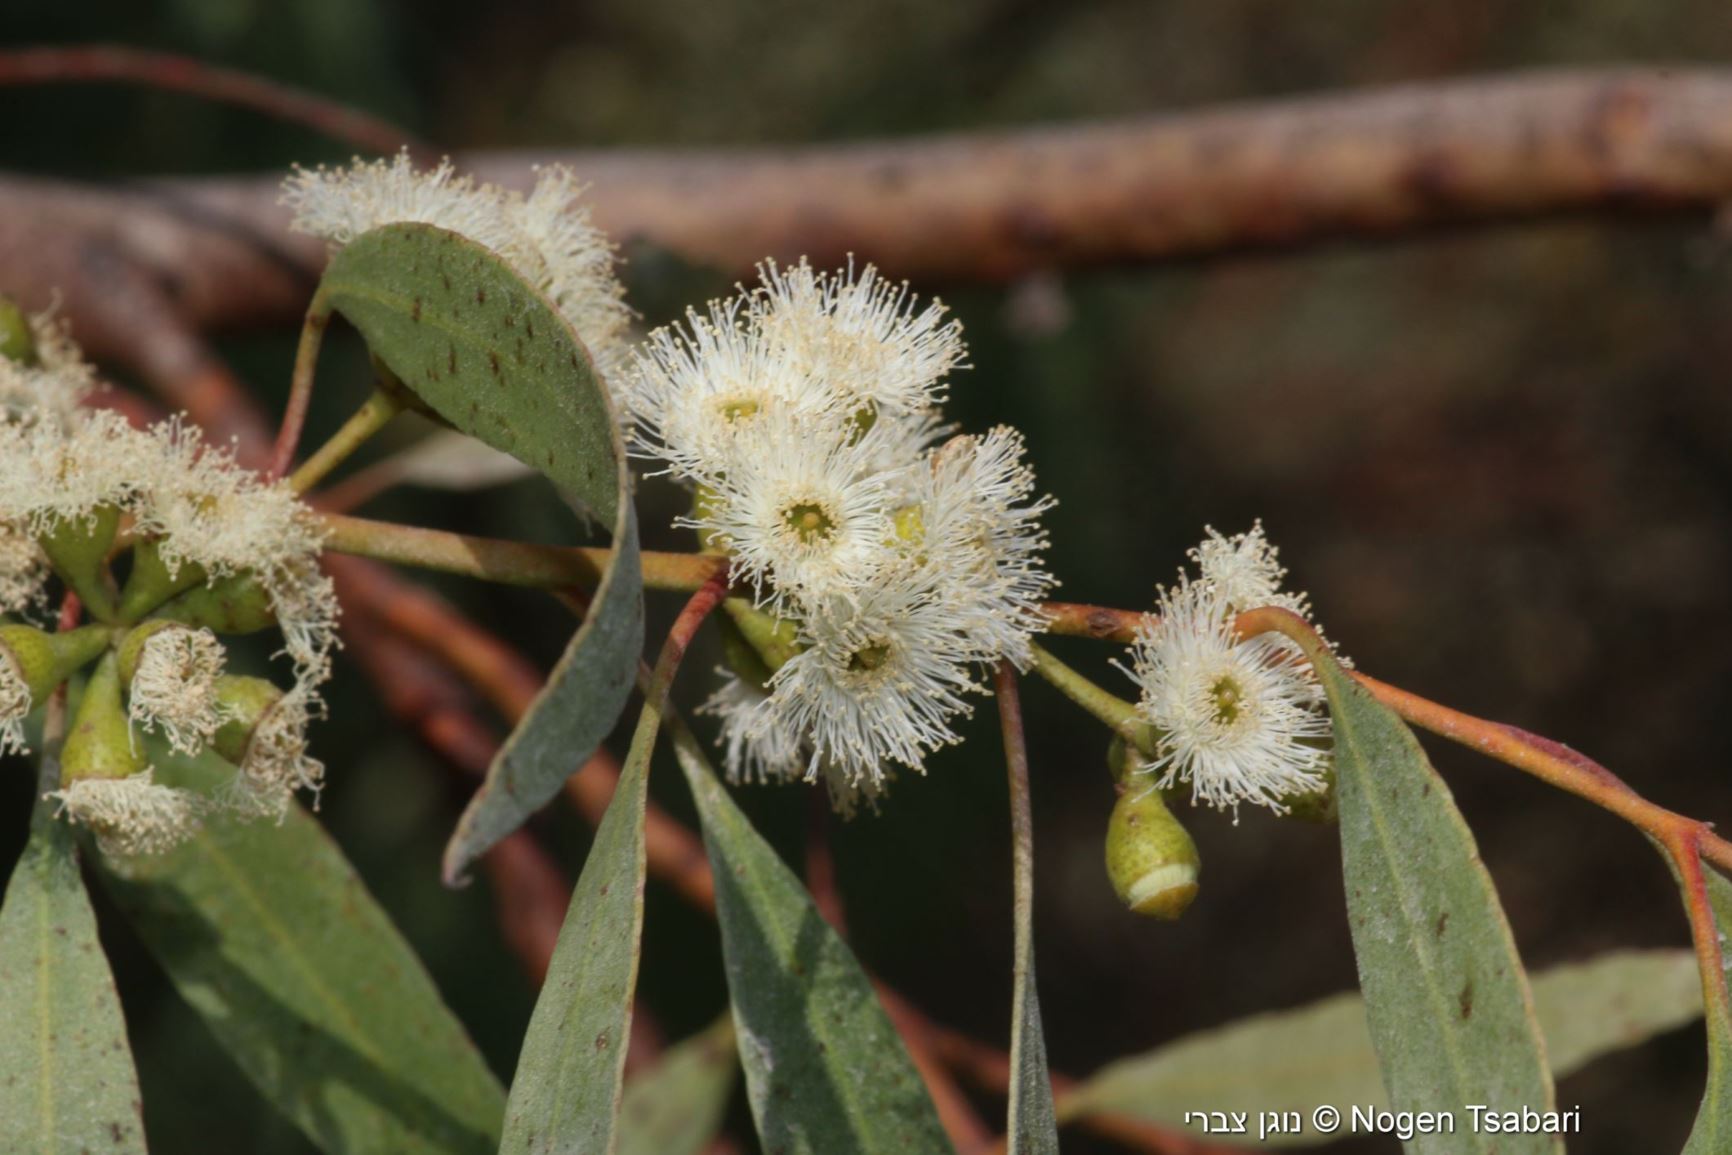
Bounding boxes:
1315 652 1557 1155
0 751 146 1155
316 223 644 885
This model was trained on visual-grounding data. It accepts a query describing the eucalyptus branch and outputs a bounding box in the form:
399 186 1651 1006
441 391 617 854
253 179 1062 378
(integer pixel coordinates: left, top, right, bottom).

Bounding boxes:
268 295 332 480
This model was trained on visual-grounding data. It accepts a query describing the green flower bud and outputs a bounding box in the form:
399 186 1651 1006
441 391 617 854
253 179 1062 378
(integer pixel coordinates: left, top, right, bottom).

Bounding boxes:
722 598 803 673
38 505 121 622
154 571 278 635
1105 787 1200 920
117 538 206 624
0 623 112 703
0 296 37 365
717 612 776 691
209 675 285 764
61 652 146 785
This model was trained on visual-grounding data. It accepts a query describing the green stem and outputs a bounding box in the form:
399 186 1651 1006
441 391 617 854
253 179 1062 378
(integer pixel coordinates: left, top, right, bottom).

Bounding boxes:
289 388 405 494
1026 641 1155 756
317 512 725 593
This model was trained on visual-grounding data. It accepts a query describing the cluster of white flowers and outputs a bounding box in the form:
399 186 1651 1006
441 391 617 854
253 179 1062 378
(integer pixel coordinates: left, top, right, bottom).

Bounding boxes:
626 260 1056 809
0 326 337 855
1121 524 1333 820
283 153 634 382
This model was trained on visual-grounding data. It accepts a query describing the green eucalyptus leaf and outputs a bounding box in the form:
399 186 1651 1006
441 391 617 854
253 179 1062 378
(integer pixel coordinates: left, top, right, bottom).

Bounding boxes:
0 755 147 1155
1316 654 1558 1154
1677 864 1732 1153
1059 949 1700 1146
98 751 503 1155
670 719 951 1155
316 222 644 884
619 1016 738 1155
497 667 662 1155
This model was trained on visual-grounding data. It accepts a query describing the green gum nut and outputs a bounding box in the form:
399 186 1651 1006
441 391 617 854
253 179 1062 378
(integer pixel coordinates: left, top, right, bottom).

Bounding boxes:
39 505 122 622
61 651 145 785
117 538 206 624
155 571 277 635
115 619 182 687
0 623 112 704
691 484 730 556
210 675 284 764
0 297 37 364
717 612 776 690
722 598 802 672
1105 787 1201 920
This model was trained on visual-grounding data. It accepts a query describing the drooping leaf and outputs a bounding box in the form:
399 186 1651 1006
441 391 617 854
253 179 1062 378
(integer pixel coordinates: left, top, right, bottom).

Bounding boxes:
1059 949 1701 1146
670 719 951 1155
1677 863 1732 1154
998 673 1058 1155
316 223 644 883
1315 654 1557 1154
497 670 662 1155
619 1016 738 1155
0 753 147 1155
98 750 504 1155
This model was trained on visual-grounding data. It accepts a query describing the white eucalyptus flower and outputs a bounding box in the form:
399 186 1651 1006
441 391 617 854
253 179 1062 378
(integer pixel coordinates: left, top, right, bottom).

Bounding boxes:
1123 575 1330 820
224 685 326 820
0 528 48 618
127 625 233 756
49 770 203 859
1191 521 1309 617
698 670 808 785
282 153 633 381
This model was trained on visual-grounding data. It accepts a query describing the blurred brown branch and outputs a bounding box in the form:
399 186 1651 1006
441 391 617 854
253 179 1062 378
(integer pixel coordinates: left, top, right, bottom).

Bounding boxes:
4 66 1732 379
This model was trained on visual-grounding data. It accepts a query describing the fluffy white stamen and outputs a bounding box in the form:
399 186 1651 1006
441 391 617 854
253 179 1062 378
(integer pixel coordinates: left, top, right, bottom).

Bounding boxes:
49 770 203 858
282 154 633 382
1191 521 1309 617
1123 575 1330 820
698 670 807 786
0 527 48 617
0 641 30 756
128 626 232 756
224 685 325 821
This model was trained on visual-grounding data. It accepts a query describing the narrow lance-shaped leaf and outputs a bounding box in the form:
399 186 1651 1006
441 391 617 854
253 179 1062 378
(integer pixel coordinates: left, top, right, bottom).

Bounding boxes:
1059 949 1701 1146
670 717 952 1155
1674 860 1732 1154
997 666 1058 1154
99 749 504 1155
618 1016 738 1155
1314 650 1558 1154
315 223 644 884
501 568 725 1153
0 750 147 1155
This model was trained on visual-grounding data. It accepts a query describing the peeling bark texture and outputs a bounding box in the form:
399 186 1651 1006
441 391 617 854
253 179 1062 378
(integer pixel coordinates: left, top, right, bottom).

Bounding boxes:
2 68 1731 370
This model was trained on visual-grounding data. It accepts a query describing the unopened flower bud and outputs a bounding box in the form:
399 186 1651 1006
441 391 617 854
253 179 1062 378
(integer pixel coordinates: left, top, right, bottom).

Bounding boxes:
0 623 111 755
117 537 206 624
61 652 147 785
154 571 279 635
38 504 121 622
208 675 285 764
722 599 802 673
1105 787 1200 920
0 296 38 365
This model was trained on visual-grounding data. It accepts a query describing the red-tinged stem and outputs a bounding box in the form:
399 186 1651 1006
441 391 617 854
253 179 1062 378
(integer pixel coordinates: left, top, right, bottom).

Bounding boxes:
0 45 425 157
1663 830 1732 1031
269 298 332 481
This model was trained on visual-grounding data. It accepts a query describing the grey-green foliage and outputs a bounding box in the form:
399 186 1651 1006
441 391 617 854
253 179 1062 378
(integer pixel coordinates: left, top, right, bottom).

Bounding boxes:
671 718 952 1155
1062 949 1702 1146
316 222 644 885
100 750 504 1155
1679 865 1732 1154
0 755 148 1155
497 662 667 1155
619 1016 738 1155
1315 653 1558 1155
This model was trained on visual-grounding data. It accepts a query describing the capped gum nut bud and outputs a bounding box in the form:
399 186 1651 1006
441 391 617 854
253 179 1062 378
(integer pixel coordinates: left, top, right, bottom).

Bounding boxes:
155 571 278 635
718 613 776 691
117 538 207 624
1105 787 1200 920
115 619 180 686
210 676 285 764
38 505 122 622
61 652 147 785
0 622 113 702
0 296 37 364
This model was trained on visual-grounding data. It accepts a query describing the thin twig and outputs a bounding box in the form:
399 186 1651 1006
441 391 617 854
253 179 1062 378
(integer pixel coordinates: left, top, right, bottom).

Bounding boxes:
0 44 424 156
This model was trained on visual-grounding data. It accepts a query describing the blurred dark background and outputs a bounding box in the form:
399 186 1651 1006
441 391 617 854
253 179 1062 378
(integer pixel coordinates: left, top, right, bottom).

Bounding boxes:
5 2 1732 1152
